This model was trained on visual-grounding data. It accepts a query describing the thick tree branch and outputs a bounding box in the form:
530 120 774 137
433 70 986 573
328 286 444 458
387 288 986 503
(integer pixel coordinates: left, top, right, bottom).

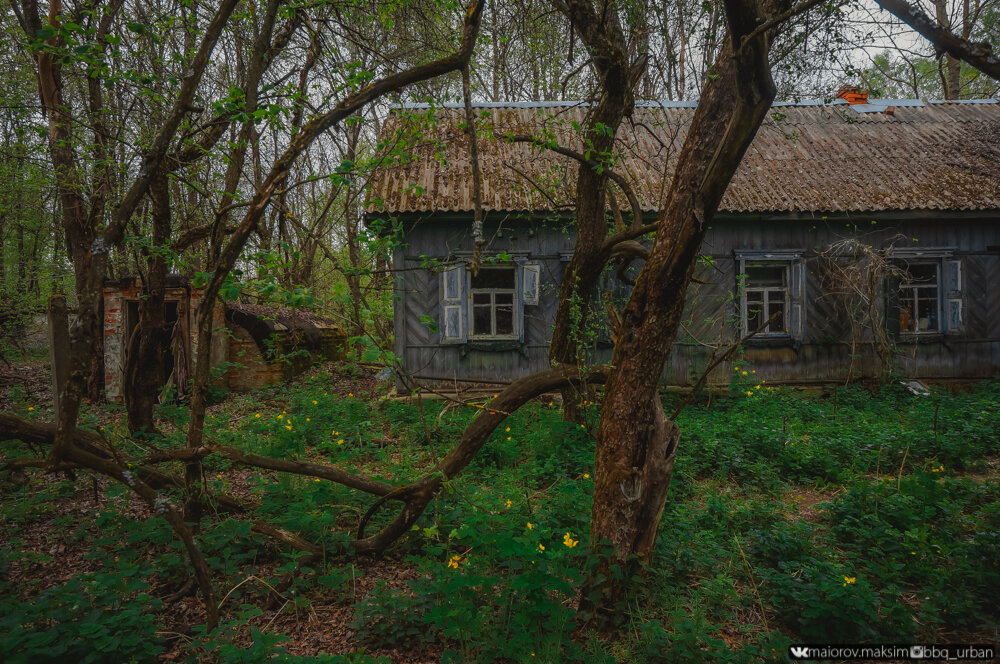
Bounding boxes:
352 364 610 553
875 0 1000 81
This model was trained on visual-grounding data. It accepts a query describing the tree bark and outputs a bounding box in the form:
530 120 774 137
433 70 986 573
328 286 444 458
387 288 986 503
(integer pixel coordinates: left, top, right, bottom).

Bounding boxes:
581 0 787 627
547 0 636 421
875 0 1000 83
933 0 962 98
123 168 171 435
181 0 487 526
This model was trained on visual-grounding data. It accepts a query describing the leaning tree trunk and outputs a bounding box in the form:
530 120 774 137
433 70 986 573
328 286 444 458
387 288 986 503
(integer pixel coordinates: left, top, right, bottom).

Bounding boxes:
581 0 787 627
123 168 172 434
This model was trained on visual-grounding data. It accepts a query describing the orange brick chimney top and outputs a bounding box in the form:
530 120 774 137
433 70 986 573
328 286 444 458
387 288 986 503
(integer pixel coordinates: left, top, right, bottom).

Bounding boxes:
836 85 869 105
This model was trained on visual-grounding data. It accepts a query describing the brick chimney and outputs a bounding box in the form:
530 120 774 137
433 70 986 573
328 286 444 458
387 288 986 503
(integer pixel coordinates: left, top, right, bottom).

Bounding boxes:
836 85 869 105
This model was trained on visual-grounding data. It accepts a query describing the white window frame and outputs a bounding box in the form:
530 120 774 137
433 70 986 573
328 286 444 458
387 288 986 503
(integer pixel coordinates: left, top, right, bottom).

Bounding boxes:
741 263 789 336
889 249 964 336
735 250 805 340
897 261 941 335
468 265 518 340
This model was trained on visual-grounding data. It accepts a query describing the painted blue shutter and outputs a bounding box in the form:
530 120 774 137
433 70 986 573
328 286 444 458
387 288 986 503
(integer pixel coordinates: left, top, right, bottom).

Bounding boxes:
521 263 540 305
514 262 526 342
440 264 466 343
945 259 963 334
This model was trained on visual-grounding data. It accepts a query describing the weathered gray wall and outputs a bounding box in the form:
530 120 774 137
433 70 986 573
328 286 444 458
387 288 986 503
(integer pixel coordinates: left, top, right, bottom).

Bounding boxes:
391 213 1000 386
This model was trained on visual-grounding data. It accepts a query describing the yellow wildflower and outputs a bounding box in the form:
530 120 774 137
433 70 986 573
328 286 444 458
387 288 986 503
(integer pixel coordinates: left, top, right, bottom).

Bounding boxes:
755 385 760 390
741 371 748 375
548 401 553 406
583 473 590 479
505 500 512 508
505 426 510 432
306 418 310 422
285 425 292 430
752 370 756 374
526 522 533 530
507 436 511 441
842 576 856 586
538 543 545 551
254 413 260 418
746 390 753 396
447 555 461 569
312 400 317 405
27 406 34 411
348 392 354 397
563 532 579 548
337 439 344 445
314 478 321 482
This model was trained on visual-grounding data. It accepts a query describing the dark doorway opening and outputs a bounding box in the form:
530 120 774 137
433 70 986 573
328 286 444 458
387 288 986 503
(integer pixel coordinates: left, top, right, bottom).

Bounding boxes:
124 299 181 391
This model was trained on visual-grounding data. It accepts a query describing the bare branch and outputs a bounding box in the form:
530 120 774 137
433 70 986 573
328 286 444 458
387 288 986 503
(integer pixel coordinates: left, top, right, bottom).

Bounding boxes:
875 0 1000 81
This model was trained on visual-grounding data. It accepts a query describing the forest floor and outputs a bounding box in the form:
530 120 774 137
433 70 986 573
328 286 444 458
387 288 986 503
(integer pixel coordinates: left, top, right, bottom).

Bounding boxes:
2 352 1000 663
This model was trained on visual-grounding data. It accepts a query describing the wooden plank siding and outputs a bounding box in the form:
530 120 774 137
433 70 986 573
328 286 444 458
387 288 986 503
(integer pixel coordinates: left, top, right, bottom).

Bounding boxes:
391 213 1000 387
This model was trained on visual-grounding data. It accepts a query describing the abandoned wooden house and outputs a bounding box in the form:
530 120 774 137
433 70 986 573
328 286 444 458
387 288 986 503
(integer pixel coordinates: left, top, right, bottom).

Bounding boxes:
365 98 1000 387
102 276 346 398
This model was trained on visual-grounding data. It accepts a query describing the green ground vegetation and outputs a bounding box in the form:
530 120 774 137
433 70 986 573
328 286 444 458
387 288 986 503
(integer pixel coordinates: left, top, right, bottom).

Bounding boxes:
1 368 999 663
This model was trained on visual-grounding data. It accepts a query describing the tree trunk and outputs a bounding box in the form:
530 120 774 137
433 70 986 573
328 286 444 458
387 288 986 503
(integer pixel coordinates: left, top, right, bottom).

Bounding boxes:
124 169 171 435
581 0 785 626
546 0 634 422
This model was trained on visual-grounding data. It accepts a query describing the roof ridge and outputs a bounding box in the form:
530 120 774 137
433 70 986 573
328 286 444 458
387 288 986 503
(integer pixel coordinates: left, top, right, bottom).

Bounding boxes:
394 98 998 111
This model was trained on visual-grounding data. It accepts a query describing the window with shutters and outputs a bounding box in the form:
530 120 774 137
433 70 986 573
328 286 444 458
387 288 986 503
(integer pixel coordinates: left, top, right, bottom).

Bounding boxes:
736 251 805 340
894 257 963 336
437 261 541 345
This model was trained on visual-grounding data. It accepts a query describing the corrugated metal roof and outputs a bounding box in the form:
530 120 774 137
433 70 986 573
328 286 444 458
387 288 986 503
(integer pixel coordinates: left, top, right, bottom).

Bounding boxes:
366 101 1000 215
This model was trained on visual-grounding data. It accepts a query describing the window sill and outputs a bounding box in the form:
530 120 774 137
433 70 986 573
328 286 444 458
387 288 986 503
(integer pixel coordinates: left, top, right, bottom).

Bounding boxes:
743 335 798 348
460 339 525 355
897 332 945 344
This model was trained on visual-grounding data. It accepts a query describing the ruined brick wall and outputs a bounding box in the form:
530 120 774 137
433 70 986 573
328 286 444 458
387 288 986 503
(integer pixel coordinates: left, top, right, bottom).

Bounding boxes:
102 279 224 400
225 324 285 391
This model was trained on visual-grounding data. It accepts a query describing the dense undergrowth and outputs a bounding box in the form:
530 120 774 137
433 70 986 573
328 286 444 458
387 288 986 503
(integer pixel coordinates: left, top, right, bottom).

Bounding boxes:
1 368 999 663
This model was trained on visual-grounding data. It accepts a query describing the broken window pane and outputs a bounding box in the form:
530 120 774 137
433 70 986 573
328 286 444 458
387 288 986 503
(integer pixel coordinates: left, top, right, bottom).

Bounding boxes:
496 307 513 335
746 266 785 288
471 268 515 290
767 301 784 332
473 305 492 336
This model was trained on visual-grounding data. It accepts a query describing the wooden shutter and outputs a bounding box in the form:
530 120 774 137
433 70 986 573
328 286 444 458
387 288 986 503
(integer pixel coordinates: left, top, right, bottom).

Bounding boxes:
521 263 540 305
514 263 526 342
886 273 902 337
440 264 466 343
945 259 963 334
788 260 806 340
